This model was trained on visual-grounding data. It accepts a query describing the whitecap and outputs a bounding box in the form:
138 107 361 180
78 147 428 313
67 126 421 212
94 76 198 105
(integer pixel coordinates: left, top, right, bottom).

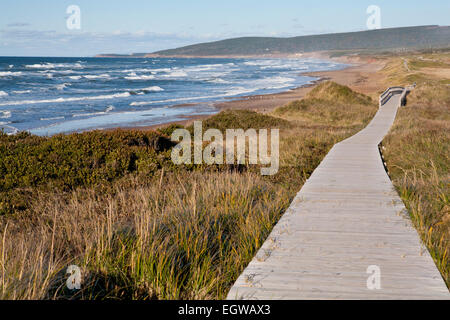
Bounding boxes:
40 116 65 121
56 69 75 74
26 63 56 69
127 86 164 95
250 76 296 90
148 67 171 73
162 70 187 78
0 91 8 97
12 90 32 94
185 64 225 72
0 92 131 106
207 78 231 84
55 83 71 90
129 87 256 107
26 62 84 69
243 60 274 66
0 71 22 77
141 86 164 92
121 68 160 73
72 105 115 118
0 110 11 118
83 74 111 80
124 75 155 80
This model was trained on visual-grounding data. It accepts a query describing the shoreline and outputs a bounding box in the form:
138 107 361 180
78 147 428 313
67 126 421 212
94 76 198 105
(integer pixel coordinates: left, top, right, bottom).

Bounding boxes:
6 54 385 136
119 55 385 132
100 79 325 133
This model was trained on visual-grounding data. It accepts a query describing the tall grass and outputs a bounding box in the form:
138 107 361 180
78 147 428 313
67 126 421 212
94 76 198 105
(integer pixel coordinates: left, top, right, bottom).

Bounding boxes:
0 82 378 299
1 171 296 299
382 55 450 287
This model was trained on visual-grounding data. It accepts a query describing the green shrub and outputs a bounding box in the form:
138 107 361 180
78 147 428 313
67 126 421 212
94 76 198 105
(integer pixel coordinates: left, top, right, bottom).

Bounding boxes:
187 110 291 133
0 129 174 214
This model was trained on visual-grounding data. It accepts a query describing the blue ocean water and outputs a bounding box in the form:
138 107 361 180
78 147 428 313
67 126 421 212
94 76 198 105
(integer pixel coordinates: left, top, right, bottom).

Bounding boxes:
0 57 346 136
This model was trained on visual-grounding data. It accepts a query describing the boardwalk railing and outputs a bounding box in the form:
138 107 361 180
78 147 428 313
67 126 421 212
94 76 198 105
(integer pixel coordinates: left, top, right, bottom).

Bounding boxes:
379 84 415 107
379 86 405 106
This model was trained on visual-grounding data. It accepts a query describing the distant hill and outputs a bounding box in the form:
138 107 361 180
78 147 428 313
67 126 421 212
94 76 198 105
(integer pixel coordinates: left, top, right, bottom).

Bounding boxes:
96 25 450 58
151 26 449 57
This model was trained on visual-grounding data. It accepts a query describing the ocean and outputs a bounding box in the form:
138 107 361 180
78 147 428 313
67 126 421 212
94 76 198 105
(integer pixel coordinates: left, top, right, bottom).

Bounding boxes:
0 57 346 136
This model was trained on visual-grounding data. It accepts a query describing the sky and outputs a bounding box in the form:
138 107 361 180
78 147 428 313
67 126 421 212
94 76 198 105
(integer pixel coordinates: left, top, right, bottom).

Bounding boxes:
0 0 449 57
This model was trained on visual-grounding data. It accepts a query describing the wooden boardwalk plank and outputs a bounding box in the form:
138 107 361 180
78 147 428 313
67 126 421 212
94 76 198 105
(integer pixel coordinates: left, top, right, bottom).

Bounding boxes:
227 91 450 300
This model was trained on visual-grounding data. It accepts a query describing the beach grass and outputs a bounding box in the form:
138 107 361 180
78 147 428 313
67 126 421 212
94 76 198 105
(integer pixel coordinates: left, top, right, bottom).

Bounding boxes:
381 52 450 287
1 49 448 299
0 81 378 299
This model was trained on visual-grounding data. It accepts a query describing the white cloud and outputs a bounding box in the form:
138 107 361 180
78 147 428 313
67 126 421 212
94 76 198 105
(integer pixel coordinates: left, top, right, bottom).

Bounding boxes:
0 26 335 56
0 28 219 56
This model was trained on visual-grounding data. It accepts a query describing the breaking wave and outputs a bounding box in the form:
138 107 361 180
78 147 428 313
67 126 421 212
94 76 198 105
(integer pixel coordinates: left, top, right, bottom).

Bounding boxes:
0 71 22 77
72 105 115 118
0 92 131 106
0 110 12 118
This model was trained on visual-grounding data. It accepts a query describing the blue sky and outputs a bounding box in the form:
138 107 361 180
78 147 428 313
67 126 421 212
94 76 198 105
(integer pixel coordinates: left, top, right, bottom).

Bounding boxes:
0 0 449 56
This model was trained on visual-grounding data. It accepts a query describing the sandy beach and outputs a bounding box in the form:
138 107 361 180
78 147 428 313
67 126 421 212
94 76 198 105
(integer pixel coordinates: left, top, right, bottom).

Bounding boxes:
128 54 386 132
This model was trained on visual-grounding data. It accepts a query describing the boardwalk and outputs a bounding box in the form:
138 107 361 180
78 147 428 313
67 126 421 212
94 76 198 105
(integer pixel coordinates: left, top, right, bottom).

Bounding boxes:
227 89 449 299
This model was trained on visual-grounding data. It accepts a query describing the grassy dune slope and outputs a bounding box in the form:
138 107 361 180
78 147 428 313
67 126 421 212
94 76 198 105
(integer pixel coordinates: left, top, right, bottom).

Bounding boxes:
0 82 377 299
380 52 450 287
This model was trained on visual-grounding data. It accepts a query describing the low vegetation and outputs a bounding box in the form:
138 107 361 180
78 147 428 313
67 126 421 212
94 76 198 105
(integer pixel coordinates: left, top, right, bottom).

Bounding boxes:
0 130 176 215
274 81 374 126
381 52 450 287
2 49 448 298
0 81 377 299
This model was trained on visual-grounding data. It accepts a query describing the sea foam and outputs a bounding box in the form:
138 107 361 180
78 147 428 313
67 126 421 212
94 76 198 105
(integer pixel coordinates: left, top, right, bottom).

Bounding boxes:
72 105 115 118
124 74 155 80
26 62 83 69
0 110 12 118
0 92 131 106
0 71 22 77
83 74 111 80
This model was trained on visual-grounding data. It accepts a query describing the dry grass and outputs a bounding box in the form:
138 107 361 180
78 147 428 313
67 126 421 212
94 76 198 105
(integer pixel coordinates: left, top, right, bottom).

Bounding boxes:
274 81 376 128
381 52 450 287
0 81 377 299
1 171 294 299
2 50 447 299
